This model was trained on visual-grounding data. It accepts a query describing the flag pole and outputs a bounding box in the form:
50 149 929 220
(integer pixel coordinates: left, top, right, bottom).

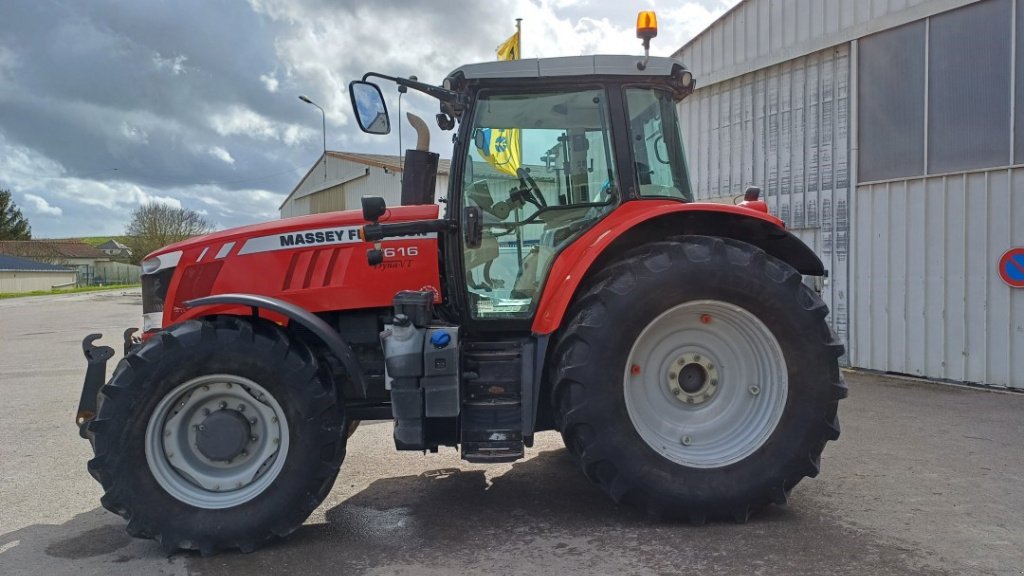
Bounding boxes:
516 18 522 58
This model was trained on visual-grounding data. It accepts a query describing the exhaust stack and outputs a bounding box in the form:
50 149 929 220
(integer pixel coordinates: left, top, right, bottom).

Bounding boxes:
401 113 440 205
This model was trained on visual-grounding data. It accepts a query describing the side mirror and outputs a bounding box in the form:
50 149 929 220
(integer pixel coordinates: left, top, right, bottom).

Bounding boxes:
361 196 387 223
463 206 482 249
349 81 391 135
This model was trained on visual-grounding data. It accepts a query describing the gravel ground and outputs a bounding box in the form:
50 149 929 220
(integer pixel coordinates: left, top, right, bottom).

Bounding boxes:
0 290 1021 575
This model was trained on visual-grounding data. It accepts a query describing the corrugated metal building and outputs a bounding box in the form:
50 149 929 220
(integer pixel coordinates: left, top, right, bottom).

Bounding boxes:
675 0 1024 388
279 151 451 218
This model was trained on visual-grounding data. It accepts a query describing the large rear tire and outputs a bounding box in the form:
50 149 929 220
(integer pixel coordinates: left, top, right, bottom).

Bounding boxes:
551 236 846 523
86 316 346 554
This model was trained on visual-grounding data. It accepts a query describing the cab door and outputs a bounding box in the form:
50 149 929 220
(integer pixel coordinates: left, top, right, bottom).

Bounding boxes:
454 86 623 327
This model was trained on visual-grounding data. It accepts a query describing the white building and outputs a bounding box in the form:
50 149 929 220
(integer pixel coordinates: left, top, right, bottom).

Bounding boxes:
279 151 450 218
675 0 1023 389
0 254 76 293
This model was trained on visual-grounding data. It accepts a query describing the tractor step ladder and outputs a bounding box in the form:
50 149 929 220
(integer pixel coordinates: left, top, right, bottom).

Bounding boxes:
460 341 525 463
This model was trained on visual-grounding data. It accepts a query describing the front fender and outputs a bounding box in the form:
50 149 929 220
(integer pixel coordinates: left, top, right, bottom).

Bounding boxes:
185 293 366 395
531 200 823 335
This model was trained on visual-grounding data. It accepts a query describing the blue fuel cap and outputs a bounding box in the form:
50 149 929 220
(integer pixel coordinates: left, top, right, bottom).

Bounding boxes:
430 330 451 348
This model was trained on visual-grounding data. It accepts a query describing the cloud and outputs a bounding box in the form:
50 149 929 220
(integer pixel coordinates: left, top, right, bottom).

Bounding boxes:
208 146 235 164
0 0 737 237
22 193 63 217
209 106 315 145
152 52 188 75
259 72 279 93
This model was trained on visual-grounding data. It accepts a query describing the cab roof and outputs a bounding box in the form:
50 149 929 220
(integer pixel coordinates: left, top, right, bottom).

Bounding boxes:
446 55 687 82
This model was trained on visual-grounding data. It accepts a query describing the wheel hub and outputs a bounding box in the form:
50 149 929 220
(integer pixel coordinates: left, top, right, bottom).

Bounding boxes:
145 374 289 509
196 409 252 462
625 300 788 469
667 353 718 405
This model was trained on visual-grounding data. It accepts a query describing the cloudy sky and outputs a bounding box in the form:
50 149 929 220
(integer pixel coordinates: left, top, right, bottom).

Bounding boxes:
0 0 738 238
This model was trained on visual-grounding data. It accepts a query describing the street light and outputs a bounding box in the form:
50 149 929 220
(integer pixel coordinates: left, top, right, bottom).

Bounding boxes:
299 95 327 180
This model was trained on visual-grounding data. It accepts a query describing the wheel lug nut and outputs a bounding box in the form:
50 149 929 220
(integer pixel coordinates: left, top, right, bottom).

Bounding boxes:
273 438 280 445
250 417 257 425
240 450 248 457
271 417 278 423
238 404 246 412
202 385 209 392
165 429 171 437
198 424 205 431
219 401 227 409
749 385 760 396
202 408 210 416
681 435 692 446
250 435 258 443
669 372 677 380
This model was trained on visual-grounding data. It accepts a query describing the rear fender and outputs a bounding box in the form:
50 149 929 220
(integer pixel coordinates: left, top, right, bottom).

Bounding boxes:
184 293 367 396
531 201 824 335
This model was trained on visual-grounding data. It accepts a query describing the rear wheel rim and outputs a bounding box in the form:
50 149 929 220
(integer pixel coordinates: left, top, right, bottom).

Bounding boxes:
144 374 290 509
623 300 788 469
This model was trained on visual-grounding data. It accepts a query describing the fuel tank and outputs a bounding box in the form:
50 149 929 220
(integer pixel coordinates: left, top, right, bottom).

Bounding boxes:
145 205 442 329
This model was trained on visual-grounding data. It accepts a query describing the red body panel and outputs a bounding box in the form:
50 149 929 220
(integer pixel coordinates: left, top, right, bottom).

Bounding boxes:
530 200 785 334
155 205 442 327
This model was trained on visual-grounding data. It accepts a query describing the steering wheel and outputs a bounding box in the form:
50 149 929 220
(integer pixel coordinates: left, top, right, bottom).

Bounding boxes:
516 167 547 208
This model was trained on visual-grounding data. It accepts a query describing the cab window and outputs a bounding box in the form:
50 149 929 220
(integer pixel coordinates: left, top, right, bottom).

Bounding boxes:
462 88 618 319
625 88 693 201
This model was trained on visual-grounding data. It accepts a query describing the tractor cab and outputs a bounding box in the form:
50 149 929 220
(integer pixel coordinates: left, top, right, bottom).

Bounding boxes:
350 55 697 327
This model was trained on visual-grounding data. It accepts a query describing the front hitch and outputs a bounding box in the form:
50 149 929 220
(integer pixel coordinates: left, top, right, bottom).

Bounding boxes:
77 334 114 438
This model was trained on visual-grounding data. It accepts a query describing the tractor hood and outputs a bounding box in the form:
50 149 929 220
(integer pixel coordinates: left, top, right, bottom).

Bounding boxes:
141 203 444 331
146 204 441 262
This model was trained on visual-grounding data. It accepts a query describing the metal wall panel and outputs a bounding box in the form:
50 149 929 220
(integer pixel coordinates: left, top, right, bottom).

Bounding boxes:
679 44 851 355
852 168 1024 388
676 0 978 87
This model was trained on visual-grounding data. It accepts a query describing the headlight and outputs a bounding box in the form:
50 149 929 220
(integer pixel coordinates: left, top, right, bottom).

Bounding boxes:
141 250 183 274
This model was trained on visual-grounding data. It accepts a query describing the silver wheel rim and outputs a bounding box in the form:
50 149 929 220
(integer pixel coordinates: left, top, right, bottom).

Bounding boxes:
144 374 290 509
624 300 788 469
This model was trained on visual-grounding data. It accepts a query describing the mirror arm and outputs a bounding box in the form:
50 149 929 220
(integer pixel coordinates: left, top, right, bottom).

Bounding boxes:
361 219 456 242
361 72 463 104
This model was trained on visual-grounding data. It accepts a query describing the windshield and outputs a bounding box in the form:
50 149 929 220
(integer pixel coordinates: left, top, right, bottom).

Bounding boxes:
626 88 693 201
462 87 618 319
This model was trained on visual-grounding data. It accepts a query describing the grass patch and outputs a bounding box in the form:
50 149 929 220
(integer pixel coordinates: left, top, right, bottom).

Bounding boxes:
0 283 140 300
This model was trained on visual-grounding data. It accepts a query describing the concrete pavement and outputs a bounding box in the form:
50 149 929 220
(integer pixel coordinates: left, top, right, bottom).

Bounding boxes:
0 290 1021 575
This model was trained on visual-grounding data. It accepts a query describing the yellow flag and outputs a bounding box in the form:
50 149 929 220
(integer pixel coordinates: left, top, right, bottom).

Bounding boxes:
481 26 521 176
496 31 520 61
478 128 521 177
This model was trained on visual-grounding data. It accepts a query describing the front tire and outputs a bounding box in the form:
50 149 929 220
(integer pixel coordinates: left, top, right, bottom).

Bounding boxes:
86 316 346 554
551 236 846 523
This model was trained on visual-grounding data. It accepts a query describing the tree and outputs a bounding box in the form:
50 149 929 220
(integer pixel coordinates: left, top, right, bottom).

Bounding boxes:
125 203 213 264
0 188 32 240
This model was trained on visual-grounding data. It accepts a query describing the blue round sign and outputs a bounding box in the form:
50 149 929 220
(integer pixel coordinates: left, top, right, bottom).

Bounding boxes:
998 248 1024 288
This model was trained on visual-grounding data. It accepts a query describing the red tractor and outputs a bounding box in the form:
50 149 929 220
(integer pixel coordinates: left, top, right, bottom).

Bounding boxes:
77 37 844 555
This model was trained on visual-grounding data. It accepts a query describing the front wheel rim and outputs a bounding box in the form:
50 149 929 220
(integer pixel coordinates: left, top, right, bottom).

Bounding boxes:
144 374 290 509
624 300 788 469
